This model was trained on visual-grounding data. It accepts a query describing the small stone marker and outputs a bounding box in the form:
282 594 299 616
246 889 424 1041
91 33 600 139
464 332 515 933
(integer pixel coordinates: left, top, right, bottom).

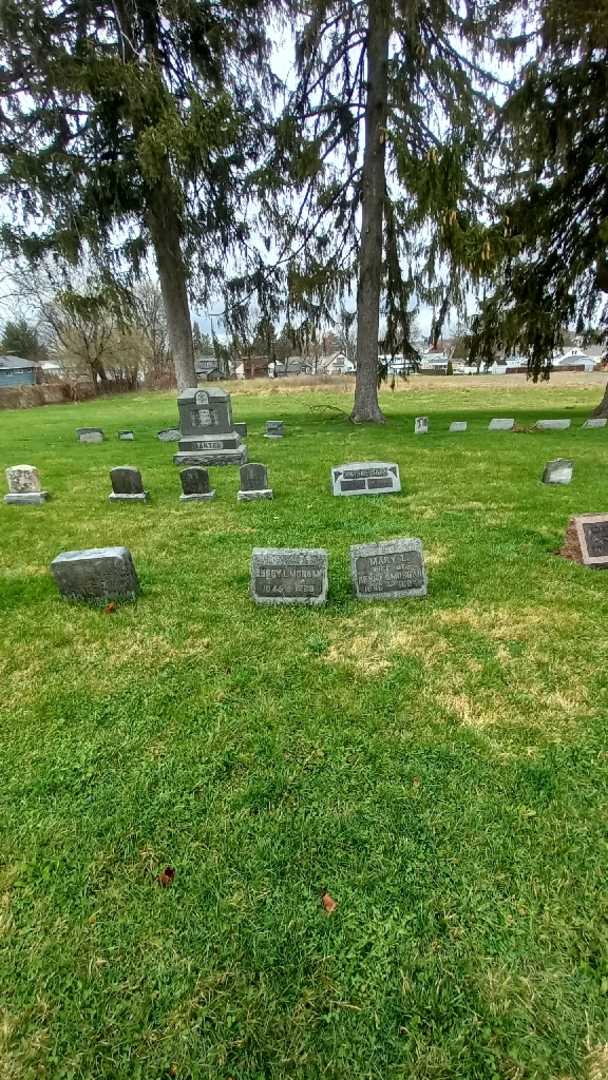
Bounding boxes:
560 514 608 568
118 430 134 440
488 418 515 431
4 465 48 505
179 466 215 502
351 539 427 600
265 420 284 439
414 416 428 434
158 428 181 442
251 547 328 606
234 422 248 438
449 421 468 433
582 418 607 429
542 459 574 485
51 546 139 602
238 463 273 501
535 419 571 430
109 466 149 502
331 461 401 497
77 427 105 443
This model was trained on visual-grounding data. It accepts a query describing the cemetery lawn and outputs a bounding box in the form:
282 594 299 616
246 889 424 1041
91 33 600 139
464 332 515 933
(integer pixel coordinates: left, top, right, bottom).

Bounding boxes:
2 377 608 1080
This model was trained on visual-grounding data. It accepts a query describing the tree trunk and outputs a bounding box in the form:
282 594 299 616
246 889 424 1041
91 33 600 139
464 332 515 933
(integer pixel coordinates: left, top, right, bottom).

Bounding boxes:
146 179 196 392
351 0 390 424
592 380 608 417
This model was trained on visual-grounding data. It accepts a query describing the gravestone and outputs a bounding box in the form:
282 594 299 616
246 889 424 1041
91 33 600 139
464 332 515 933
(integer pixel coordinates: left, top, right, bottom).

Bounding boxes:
118 430 134 440
414 416 429 435
51 546 139 601
449 421 468 433
238 463 273 501
4 464 48 505
173 387 247 466
488 418 515 431
109 466 149 502
234 422 248 438
77 427 105 443
251 547 328 605
179 466 215 502
560 514 608 568
265 420 284 439
331 461 401 497
582 418 607 429
158 428 181 442
351 539 427 600
542 458 574 485
535 418 571 430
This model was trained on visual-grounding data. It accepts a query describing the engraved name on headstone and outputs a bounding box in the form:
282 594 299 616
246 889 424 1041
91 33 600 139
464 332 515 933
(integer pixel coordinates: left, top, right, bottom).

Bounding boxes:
4 464 48 505
488 418 515 431
179 466 215 502
331 461 401 497
109 466 149 502
251 548 328 606
542 459 574 485
561 514 608 568
351 539 427 600
238 463 273 501
51 546 140 602
415 416 429 434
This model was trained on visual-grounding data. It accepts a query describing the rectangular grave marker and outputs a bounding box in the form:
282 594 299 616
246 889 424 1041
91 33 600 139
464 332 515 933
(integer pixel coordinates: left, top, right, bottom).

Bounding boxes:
238 463 273 501
251 548 328 605
535 419 571 430
561 514 608 568
488 418 515 431
542 459 574 485
351 539 427 600
582 418 607 429
109 466 149 502
414 416 428 434
331 461 401 497
265 420 284 438
4 465 48 505
77 427 105 443
51 546 139 601
449 421 467 432
179 466 215 502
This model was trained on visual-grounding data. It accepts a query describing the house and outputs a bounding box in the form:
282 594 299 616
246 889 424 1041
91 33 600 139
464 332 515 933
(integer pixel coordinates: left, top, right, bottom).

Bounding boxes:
552 350 597 372
317 351 355 375
271 356 314 377
195 356 223 381
0 355 39 387
235 355 270 379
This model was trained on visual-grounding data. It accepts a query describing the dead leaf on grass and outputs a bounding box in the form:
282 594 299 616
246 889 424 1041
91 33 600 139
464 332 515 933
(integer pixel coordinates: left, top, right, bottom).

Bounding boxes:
157 867 176 887
104 602 117 614
321 890 337 914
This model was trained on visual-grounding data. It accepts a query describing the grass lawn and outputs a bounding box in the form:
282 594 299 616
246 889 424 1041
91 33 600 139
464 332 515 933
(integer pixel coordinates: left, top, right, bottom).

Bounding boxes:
2 378 608 1079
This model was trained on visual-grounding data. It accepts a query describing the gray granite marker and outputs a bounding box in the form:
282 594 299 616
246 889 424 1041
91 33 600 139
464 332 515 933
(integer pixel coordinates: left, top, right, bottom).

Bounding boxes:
351 539 427 600
449 421 468 433
238 463 273 501
109 466 149 502
582 418 607 429
4 465 48 505
488 418 515 431
535 418 571 430
174 387 247 465
414 416 428 434
542 458 574 485
118 430 134 440
51 546 139 601
179 466 215 502
265 420 284 439
251 547 328 606
76 427 105 443
157 428 181 442
331 461 401 496
562 514 608 568
234 422 248 438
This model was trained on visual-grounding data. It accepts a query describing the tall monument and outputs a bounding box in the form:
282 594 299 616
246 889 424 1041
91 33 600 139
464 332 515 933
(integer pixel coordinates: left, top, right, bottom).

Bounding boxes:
173 388 247 466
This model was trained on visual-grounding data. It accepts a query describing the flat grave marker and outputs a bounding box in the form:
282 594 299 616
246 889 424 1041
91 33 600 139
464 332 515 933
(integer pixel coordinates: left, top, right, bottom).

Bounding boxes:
535 419 571 430
415 416 429 434
158 428 181 442
77 427 105 443
118 430 134 440
351 539 427 600
560 513 608 568
449 421 467 433
51 546 139 602
488 418 515 431
265 420 284 439
251 547 328 606
542 459 574 485
582 418 607 429
331 461 401 497
4 464 48 505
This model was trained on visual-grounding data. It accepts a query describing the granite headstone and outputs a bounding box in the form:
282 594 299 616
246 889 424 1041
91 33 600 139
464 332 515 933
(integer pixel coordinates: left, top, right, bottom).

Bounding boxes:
542 458 574 485
118 430 134 440
582 418 607 429
449 421 468 433
535 419 571 430
561 514 608 568
488 418 515 431
179 466 215 501
234 422 248 438
51 546 139 601
414 416 429 435
251 547 328 606
109 466 149 502
331 461 401 497
351 539 427 600
238 463 273 501
265 420 284 439
77 427 105 443
4 464 48 505
158 428 181 442
173 387 247 466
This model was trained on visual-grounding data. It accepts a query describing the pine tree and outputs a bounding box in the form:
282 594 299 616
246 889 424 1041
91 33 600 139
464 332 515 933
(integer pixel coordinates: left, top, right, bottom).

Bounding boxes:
0 318 47 363
0 0 274 390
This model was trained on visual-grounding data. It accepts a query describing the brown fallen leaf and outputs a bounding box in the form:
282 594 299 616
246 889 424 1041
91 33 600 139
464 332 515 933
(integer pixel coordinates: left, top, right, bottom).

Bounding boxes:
104 601 117 614
157 866 176 887
412 776 421 789
321 890 337 914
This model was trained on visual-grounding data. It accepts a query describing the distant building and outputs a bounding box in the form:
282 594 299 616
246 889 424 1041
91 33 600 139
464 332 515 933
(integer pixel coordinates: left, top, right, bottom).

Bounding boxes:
195 356 224 381
235 355 271 379
317 352 355 375
0 355 39 387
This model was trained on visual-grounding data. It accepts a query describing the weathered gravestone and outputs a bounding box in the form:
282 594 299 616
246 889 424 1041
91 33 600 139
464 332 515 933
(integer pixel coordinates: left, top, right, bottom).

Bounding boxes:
234 422 248 438
51 546 139 601
560 514 608 568
109 466 149 502
158 428 181 442
351 539 427 600
488 418 515 431
118 430 134 440
542 459 574 485
238 463 273 501
173 387 247 466
582 418 607 429
331 461 401 497
535 418 571 430
449 421 468 433
414 416 429 435
4 464 48 505
77 427 105 443
179 466 215 502
265 420 284 439
251 548 328 606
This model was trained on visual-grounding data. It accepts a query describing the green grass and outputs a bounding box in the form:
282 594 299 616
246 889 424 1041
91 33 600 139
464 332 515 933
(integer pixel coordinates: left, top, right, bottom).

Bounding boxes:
1 382 608 1079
